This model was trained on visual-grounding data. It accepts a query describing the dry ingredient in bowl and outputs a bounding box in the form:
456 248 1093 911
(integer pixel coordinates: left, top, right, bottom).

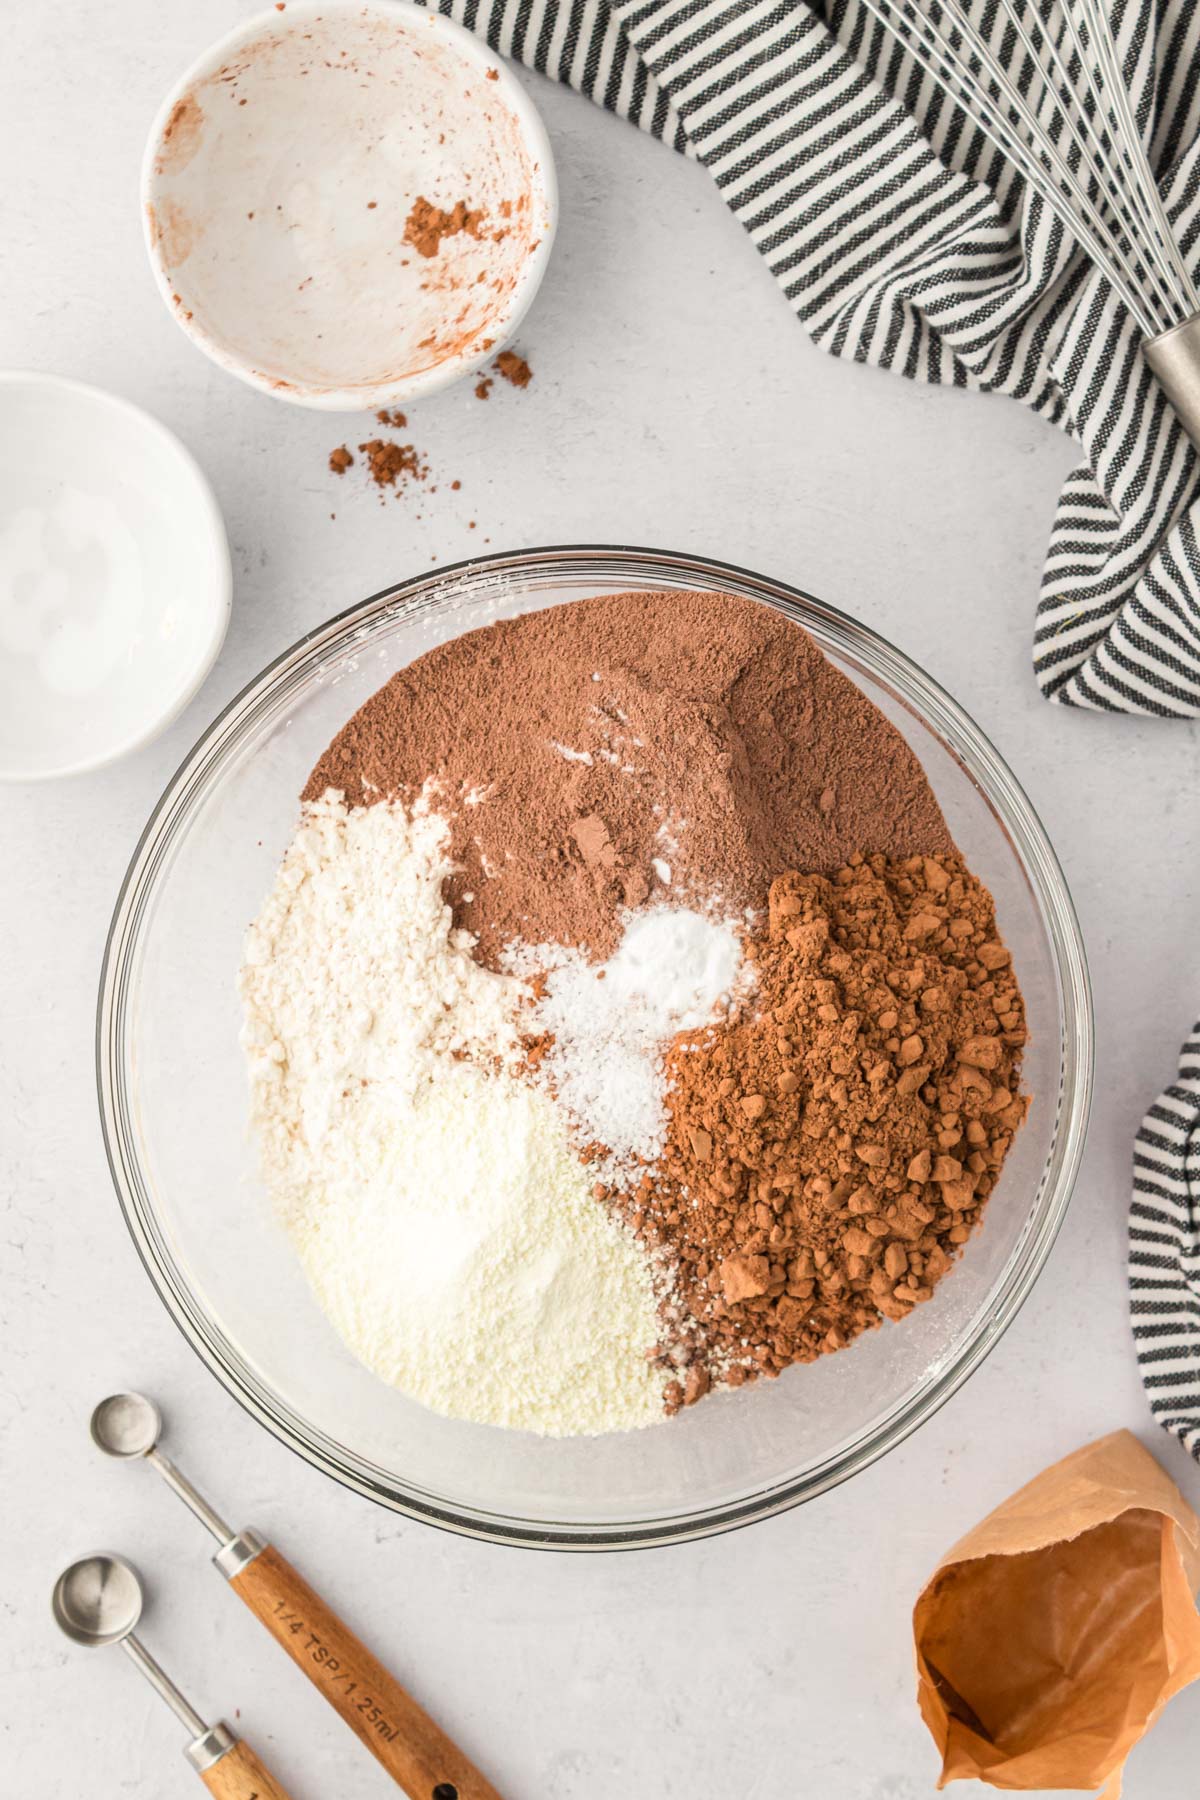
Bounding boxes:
303 588 951 965
241 589 1029 1435
616 852 1028 1407
240 795 665 1435
403 196 487 258
508 906 747 1184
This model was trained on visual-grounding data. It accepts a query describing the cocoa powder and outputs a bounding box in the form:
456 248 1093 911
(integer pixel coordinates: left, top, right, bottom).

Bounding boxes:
613 852 1028 1406
356 437 428 494
494 350 532 387
304 590 952 966
403 196 486 258
300 590 1029 1413
474 350 532 397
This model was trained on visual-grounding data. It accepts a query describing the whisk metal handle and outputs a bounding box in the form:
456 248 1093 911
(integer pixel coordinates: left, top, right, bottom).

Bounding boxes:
1145 315 1200 454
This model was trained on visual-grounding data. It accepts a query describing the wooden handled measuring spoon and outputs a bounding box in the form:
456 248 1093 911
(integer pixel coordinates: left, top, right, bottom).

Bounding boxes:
91 1393 504 1800
53 1552 293 1799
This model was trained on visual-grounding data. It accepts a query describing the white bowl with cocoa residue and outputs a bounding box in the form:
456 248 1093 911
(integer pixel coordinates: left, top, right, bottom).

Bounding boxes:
141 2 556 410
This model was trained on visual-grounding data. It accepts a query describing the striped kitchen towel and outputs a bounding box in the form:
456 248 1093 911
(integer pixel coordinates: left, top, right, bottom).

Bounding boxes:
1133 1029 1200 1462
434 0 1200 714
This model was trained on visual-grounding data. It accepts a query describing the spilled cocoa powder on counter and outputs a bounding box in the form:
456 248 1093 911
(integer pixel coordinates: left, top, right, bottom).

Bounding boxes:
357 438 428 492
495 350 532 388
623 853 1027 1406
475 350 532 397
326 410 440 501
304 589 951 966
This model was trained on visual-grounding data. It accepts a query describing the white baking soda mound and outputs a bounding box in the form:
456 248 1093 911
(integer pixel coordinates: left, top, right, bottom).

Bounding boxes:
506 904 745 1184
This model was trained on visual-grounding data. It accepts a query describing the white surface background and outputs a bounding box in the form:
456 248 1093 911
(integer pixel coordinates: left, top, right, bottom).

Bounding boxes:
4 4 1200 1796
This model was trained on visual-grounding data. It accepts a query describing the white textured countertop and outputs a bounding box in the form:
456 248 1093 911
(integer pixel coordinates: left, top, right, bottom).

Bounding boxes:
3 5 1200 1795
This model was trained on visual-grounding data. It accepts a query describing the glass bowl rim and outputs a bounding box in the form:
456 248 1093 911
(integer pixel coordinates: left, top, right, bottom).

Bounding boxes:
97 542 1094 1551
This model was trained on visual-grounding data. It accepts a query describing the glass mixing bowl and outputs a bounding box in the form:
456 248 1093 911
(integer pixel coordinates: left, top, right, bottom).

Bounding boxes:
98 546 1092 1549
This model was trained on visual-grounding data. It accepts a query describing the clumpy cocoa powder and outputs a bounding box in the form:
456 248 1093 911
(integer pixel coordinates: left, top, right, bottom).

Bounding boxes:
494 350 532 388
356 437 428 494
304 590 952 967
475 350 532 398
403 196 486 258
327 420 444 502
613 852 1027 1407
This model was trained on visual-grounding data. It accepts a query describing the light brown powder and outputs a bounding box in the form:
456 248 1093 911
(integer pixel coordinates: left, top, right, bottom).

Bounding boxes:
403 196 487 259
303 590 953 966
604 853 1027 1406
356 437 428 494
494 350 532 387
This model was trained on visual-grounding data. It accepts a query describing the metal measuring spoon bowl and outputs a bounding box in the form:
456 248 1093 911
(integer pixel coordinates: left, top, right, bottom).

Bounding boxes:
52 1552 142 1647
51 1552 293 1796
90 1392 162 1459
90 1391 245 1550
87 1388 504 1797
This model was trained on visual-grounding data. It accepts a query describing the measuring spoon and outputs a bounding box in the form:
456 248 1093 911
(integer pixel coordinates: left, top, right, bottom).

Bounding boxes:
91 1393 501 1800
52 1552 292 1799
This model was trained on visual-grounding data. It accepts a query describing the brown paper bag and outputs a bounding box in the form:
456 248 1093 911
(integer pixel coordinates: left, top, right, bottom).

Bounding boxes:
913 1431 1200 1793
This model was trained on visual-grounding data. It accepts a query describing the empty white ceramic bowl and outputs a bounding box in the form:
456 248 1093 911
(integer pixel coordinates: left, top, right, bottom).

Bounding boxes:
0 373 230 780
142 1 557 410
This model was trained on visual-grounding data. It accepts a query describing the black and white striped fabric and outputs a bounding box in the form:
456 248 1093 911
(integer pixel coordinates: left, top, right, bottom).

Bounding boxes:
434 0 1200 713
1133 1031 1200 1462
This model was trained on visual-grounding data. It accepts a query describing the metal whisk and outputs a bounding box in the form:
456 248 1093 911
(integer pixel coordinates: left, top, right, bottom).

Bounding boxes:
855 0 1200 445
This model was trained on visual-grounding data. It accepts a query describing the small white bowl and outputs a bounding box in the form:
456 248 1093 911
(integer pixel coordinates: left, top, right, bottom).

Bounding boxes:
0 373 230 781
142 1 557 411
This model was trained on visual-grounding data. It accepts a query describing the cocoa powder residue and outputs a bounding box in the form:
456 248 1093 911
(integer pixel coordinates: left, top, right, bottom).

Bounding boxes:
494 350 532 388
303 590 952 967
623 853 1028 1406
474 352 532 397
404 196 486 259
157 94 206 175
357 437 428 494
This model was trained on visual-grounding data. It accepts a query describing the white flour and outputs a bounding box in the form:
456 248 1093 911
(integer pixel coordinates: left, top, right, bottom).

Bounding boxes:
239 795 664 1436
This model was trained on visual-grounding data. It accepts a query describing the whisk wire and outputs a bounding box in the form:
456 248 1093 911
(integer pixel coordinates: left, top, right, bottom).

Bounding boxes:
1004 0 1185 325
1069 0 1200 311
863 0 1166 328
854 0 1200 338
935 0 1175 327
